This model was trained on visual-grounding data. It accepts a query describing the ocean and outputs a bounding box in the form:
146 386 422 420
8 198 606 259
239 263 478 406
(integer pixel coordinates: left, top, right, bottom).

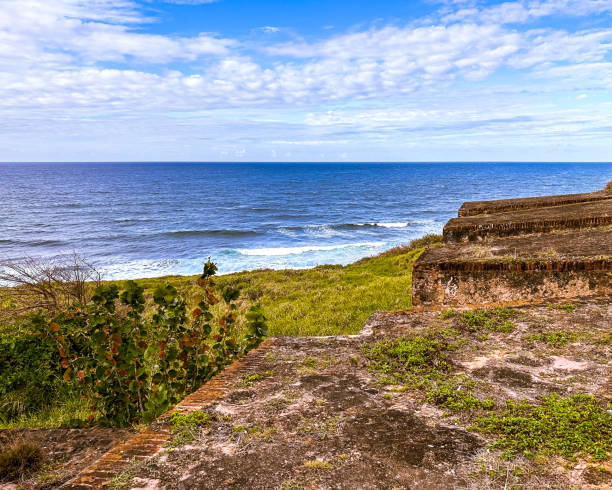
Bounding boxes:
1 162 610 280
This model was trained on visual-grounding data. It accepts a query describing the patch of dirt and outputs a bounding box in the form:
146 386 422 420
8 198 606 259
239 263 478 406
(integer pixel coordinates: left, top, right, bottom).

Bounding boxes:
583 466 612 485
472 366 536 389
344 408 482 465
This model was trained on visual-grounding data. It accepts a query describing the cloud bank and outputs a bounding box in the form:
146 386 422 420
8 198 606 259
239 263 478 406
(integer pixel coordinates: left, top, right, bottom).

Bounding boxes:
0 0 611 161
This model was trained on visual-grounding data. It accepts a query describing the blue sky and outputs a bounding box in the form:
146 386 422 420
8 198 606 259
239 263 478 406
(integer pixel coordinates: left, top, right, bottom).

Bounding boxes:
1 0 611 162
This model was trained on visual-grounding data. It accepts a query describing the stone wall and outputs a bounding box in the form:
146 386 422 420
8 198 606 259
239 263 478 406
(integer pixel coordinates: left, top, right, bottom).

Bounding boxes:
412 262 612 306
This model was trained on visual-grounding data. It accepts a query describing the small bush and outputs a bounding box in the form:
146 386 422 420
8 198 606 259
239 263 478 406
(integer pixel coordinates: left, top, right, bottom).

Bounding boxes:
426 379 495 412
473 393 612 460
460 308 515 333
364 335 450 378
0 440 45 482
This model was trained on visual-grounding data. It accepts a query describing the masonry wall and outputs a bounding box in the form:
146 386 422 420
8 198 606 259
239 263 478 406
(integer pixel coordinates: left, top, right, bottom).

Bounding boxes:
412 262 612 306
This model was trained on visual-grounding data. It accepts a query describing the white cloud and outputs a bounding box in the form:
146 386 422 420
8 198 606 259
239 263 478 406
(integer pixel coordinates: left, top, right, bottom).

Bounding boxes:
0 0 611 160
443 0 612 24
0 0 234 69
160 0 219 4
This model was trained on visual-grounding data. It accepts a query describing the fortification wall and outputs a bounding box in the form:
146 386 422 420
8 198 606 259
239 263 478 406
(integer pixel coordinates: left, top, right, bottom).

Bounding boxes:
412 261 611 306
458 191 611 217
414 181 612 306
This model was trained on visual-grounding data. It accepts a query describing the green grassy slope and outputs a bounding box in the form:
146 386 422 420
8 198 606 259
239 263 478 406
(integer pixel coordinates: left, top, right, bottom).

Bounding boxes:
129 243 428 337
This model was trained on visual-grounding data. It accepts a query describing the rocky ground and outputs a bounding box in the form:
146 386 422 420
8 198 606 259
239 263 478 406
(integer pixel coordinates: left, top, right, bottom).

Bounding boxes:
96 299 612 490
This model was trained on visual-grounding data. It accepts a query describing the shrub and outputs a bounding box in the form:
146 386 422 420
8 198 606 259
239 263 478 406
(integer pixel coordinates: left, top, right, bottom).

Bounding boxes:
3 260 267 426
0 317 68 421
0 253 100 319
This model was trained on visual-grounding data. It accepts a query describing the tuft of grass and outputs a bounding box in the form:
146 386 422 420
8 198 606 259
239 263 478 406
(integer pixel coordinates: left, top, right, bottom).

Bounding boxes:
0 440 45 482
303 459 333 470
166 410 210 447
472 393 612 461
549 302 576 313
440 308 458 319
232 424 277 443
460 307 516 334
279 480 304 490
237 370 275 388
170 410 209 431
426 378 495 412
526 331 577 347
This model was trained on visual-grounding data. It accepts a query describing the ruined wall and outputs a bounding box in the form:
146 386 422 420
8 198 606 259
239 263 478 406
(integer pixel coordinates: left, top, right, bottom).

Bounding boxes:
458 192 611 217
412 262 612 306
444 214 612 242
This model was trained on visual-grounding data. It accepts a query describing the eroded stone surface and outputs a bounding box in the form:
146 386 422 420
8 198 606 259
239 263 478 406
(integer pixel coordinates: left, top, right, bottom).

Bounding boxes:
114 300 610 490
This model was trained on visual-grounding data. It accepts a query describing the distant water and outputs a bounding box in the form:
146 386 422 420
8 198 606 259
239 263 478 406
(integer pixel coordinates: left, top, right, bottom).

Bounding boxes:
1 162 610 279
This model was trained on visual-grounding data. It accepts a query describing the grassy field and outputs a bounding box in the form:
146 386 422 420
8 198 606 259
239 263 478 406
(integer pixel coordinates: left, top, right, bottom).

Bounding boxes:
128 240 430 337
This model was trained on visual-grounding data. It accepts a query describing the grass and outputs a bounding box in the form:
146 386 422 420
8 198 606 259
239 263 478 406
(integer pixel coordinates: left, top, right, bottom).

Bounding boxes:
0 439 45 482
0 394 91 429
166 410 210 447
303 459 333 470
111 238 431 337
0 237 435 429
237 370 275 387
364 333 494 411
525 331 578 347
459 307 516 334
473 393 612 461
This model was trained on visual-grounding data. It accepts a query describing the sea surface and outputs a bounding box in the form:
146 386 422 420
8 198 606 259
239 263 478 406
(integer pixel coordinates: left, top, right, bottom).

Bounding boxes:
1 162 610 280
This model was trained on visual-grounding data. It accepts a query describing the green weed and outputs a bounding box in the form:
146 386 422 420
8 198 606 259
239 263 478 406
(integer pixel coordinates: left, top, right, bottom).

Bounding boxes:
473 393 612 461
526 331 577 347
460 307 516 334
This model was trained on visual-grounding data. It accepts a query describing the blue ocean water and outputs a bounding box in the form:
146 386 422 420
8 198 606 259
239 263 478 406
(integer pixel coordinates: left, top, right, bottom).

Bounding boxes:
1 162 610 279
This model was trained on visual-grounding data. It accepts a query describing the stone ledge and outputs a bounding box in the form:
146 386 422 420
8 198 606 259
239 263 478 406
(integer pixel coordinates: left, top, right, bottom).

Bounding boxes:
444 200 612 242
458 189 611 217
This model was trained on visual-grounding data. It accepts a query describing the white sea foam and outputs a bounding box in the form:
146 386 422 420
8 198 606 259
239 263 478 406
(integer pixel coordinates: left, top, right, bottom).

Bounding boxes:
365 222 409 228
235 241 386 256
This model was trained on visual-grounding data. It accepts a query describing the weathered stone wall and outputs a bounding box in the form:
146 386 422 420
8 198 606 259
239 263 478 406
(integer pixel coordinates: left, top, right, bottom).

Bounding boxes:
458 192 611 217
412 262 612 306
444 213 612 242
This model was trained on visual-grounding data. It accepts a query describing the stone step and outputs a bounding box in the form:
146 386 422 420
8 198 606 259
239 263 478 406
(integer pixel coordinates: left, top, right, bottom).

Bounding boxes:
444 200 612 242
412 228 612 306
458 188 611 217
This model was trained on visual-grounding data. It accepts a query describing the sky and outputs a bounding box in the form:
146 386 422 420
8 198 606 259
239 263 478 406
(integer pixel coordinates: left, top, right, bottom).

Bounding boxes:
0 0 611 162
